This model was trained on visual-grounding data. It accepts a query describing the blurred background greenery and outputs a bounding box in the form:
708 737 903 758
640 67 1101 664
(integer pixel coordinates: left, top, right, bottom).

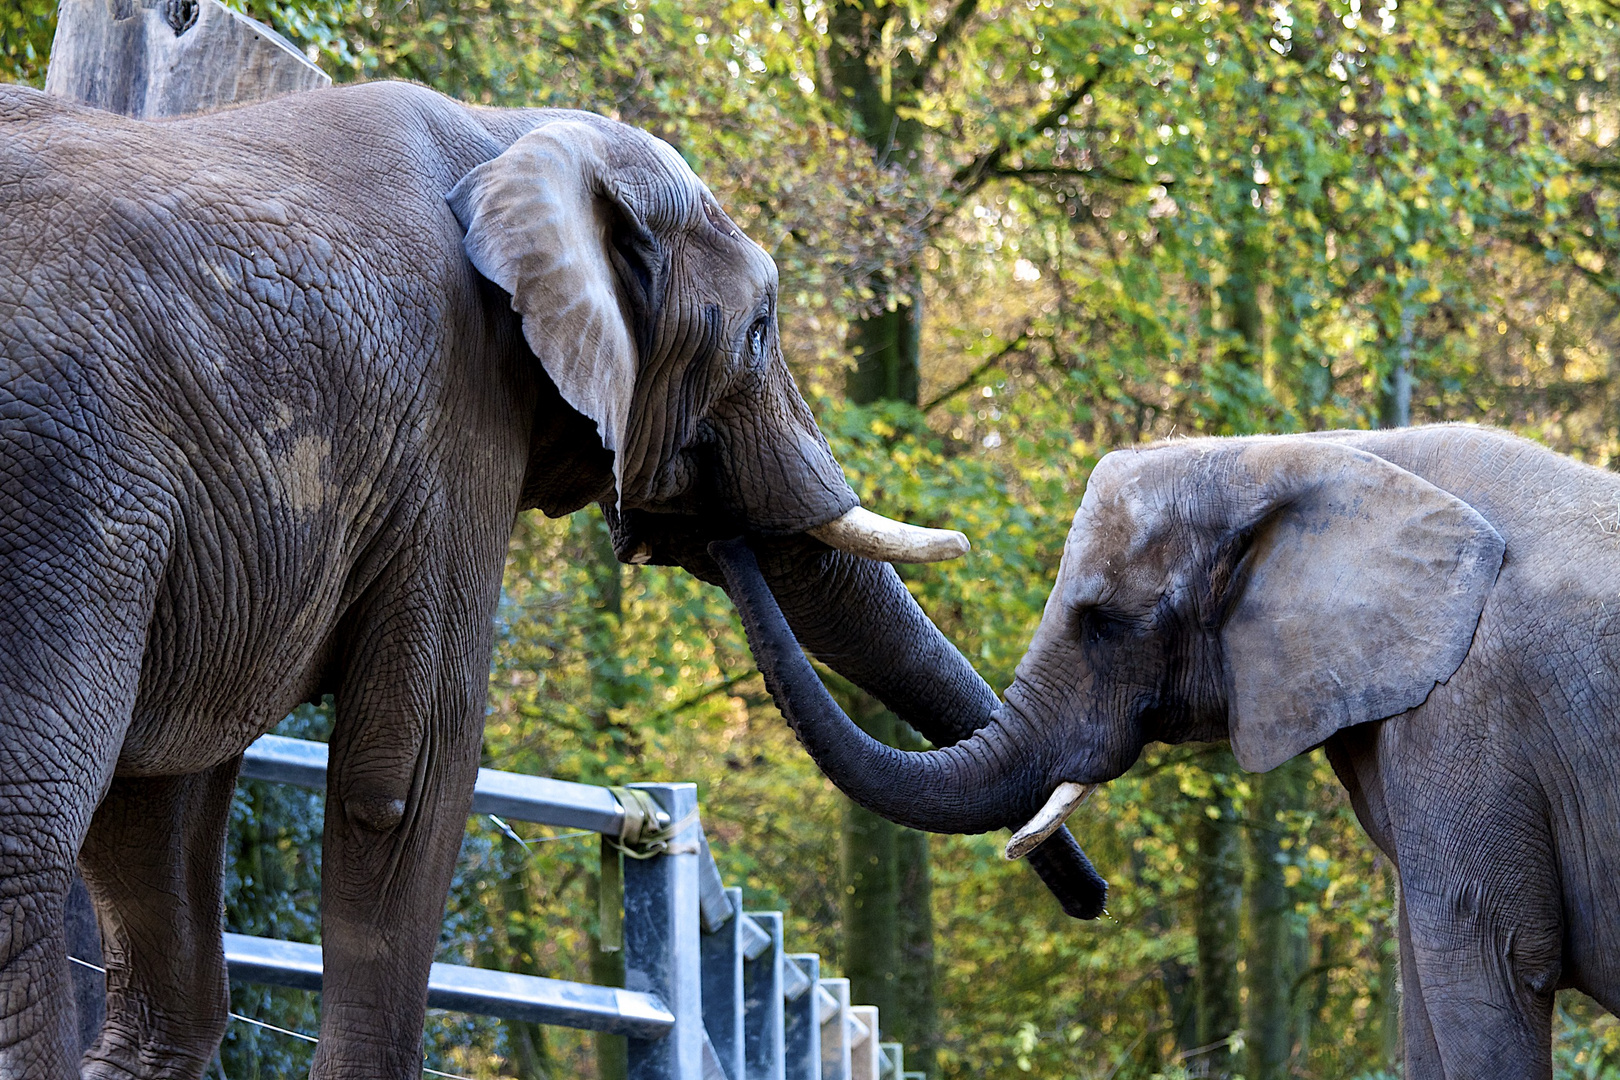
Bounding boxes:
6 0 1620 1075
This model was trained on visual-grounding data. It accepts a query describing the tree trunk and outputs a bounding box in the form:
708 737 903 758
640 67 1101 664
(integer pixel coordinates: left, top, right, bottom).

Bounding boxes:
826 3 937 1063
829 0 924 410
845 292 922 407
1243 758 1309 1080
836 688 900 1022
893 723 939 1066
490 841 552 1080
1375 883 1402 1072
1222 227 1266 376
1193 750 1243 1078
588 858 628 1080
583 507 630 1080
45 0 327 119
1379 305 1415 429
584 507 632 732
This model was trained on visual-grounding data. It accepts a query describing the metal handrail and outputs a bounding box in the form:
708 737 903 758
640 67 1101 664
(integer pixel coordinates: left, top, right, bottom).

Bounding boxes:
222 933 675 1037
230 734 891 1080
242 734 626 834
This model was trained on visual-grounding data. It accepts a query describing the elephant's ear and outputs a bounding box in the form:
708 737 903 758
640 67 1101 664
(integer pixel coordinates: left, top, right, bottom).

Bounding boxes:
1219 441 1504 772
447 120 665 497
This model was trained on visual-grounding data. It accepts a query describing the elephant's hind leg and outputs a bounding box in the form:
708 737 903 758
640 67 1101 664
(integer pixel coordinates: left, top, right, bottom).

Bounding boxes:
77 759 240 1080
0 415 174 1077
0 700 139 1077
0 604 155 1077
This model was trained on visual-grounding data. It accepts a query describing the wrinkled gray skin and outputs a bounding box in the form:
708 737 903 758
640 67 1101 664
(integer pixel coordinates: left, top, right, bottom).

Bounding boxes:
721 424 1620 1080
0 80 1094 1078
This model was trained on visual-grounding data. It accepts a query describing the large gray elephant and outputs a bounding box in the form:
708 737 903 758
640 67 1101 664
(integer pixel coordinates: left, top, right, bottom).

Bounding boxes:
716 423 1620 1080
0 80 1105 1078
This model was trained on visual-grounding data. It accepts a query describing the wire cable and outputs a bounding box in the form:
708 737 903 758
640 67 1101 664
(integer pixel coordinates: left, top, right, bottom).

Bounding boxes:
68 954 478 1080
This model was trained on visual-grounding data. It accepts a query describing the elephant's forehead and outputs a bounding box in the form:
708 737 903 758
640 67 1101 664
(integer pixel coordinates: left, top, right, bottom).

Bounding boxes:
1061 450 1177 601
1073 454 1151 550
686 197 778 301
618 132 773 276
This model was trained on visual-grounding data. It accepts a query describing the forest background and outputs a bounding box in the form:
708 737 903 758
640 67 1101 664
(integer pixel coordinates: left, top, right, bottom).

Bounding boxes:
5 0 1620 1076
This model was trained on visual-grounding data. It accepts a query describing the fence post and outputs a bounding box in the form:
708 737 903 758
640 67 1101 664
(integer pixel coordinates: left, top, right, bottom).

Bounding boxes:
701 886 745 1080
624 783 704 1080
818 978 852 1080
782 954 822 1080
848 1006 879 1080
741 911 785 1080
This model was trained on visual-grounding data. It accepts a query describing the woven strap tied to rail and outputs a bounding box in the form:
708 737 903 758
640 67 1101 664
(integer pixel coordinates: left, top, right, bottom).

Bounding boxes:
608 786 701 859
597 788 703 954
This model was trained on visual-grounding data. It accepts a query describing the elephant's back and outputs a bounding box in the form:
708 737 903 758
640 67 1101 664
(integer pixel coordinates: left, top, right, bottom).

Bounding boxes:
1338 424 1620 553
0 82 529 775
3 81 488 279
0 80 501 436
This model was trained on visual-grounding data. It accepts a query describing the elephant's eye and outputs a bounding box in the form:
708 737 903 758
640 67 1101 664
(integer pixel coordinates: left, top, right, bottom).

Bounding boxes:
748 317 769 357
1076 606 1122 645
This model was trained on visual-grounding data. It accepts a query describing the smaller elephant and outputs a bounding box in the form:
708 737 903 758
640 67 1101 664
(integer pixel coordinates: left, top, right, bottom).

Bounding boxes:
714 424 1620 1080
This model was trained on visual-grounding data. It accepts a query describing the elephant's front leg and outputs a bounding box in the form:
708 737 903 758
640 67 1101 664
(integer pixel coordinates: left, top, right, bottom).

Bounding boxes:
77 760 241 1080
311 570 489 1079
1388 750 1562 1078
1395 889 1444 1080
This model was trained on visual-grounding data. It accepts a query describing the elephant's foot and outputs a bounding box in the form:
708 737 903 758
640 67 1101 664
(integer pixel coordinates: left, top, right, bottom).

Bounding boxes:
81 1026 221 1080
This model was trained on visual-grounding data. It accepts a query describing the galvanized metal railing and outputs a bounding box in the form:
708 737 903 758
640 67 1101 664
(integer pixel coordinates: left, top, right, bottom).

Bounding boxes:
233 734 923 1080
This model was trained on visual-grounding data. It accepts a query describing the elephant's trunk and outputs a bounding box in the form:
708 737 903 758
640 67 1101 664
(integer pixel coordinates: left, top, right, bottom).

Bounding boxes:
712 538 1052 836
744 534 1107 918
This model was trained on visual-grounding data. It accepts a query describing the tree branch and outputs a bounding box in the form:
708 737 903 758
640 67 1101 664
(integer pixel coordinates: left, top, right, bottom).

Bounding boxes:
993 164 1165 187
906 0 980 92
950 67 1105 201
650 672 755 722
1508 226 1620 299
922 327 1034 412
1575 160 1620 181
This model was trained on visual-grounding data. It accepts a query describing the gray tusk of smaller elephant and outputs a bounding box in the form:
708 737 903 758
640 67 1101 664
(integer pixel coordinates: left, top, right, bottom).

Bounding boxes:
807 506 970 564
1005 782 1095 861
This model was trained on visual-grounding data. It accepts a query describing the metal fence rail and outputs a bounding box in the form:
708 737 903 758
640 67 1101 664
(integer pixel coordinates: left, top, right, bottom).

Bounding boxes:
233 735 926 1080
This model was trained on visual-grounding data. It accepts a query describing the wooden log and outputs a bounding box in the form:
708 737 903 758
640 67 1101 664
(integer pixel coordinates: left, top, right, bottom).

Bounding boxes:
43 0 329 119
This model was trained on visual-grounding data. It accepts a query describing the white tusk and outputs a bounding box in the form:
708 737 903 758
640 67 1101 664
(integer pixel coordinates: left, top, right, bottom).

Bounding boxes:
807 506 970 564
1004 782 1095 860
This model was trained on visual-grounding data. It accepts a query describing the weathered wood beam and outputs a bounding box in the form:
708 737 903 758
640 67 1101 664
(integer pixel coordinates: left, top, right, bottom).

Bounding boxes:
44 0 329 119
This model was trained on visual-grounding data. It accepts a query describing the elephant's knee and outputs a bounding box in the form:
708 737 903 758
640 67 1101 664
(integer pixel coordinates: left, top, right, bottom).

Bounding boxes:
1408 875 1561 1010
84 1016 226 1080
344 790 408 833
